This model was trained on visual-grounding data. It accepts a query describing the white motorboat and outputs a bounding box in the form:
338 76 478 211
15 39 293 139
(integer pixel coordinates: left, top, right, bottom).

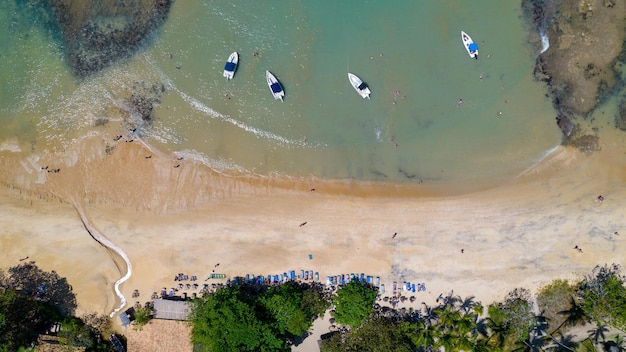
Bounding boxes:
223 52 238 79
348 73 371 99
266 70 284 101
461 31 478 59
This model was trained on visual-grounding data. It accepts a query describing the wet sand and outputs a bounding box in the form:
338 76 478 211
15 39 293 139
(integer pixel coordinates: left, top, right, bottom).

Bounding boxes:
0 127 625 347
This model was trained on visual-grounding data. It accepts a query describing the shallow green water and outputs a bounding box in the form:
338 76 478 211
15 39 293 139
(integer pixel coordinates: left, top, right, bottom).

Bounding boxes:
1 1 570 185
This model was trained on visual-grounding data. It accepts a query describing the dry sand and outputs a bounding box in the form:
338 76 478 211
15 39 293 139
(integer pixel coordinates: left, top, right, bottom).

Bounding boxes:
0 127 625 350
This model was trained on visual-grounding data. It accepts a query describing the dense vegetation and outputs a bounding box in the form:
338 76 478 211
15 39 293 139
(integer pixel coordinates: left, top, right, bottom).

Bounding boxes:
0 262 112 351
189 265 626 351
331 280 378 327
190 281 329 351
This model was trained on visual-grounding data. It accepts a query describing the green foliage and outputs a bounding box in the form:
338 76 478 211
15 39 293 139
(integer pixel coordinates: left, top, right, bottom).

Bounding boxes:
485 288 536 350
536 279 578 332
0 263 105 352
81 312 113 341
320 317 415 352
578 266 626 330
260 284 309 337
0 288 47 351
59 317 95 348
332 281 377 327
191 286 284 351
302 284 331 319
190 281 329 351
133 307 152 330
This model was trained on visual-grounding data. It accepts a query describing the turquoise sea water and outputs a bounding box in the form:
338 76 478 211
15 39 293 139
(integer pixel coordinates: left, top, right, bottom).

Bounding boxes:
1 1 572 185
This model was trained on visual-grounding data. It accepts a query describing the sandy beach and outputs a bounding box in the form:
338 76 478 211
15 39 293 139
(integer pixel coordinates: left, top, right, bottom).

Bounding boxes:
0 125 625 349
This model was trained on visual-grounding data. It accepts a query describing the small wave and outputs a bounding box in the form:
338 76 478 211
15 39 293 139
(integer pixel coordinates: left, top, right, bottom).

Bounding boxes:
539 31 550 54
516 143 560 177
143 54 318 148
174 149 249 175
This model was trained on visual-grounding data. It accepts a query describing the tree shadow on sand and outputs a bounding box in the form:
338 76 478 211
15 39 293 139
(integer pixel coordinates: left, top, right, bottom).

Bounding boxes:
1 261 77 316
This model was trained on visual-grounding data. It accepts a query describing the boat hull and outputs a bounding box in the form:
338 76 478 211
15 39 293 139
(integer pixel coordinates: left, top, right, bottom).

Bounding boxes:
266 70 285 101
348 73 371 99
223 52 238 79
461 31 478 59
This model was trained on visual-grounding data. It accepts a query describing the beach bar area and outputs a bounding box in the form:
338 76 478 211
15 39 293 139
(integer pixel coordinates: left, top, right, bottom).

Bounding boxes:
153 299 191 321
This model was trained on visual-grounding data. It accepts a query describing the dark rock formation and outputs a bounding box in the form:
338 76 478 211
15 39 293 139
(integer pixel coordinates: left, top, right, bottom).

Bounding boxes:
35 0 173 77
617 96 626 131
123 81 164 135
529 0 625 117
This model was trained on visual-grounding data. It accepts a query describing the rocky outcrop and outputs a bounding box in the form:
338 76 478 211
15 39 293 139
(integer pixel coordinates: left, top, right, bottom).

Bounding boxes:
530 0 625 117
38 0 173 77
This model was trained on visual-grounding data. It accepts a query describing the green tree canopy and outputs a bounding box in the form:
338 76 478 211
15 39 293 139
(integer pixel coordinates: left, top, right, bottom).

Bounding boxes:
332 281 377 328
0 289 46 352
536 279 579 333
191 281 329 351
59 317 95 348
260 284 309 337
486 288 536 350
320 316 415 352
191 286 287 352
578 265 626 330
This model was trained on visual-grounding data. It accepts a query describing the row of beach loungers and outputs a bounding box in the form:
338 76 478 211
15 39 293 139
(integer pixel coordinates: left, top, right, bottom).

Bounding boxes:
174 273 198 281
157 270 427 301
226 270 320 286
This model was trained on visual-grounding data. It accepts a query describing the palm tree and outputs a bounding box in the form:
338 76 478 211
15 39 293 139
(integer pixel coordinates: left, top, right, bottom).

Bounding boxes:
553 296 588 334
588 323 609 351
548 333 578 352
603 334 626 352
416 322 440 349
421 303 439 326
485 305 508 349
459 295 477 314
513 333 545 352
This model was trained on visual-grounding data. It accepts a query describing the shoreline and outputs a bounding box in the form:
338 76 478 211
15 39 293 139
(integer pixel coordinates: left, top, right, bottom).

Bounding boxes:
0 126 625 324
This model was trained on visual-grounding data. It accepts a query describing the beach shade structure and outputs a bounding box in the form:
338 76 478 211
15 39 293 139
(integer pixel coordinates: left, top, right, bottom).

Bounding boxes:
309 270 314 279
326 276 332 285
341 276 345 285
119 312 131 327
366 276 372 284
360 273 365 282
304 271 309 280
315 272 319 281
290 271 296 280
376 276 380 287
300 270 305 279
406 282 411 291
393 281 398 294
380 284 385 294
308 254 313 260
283 272 288 280
274 275 279 283
412 284 416 293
